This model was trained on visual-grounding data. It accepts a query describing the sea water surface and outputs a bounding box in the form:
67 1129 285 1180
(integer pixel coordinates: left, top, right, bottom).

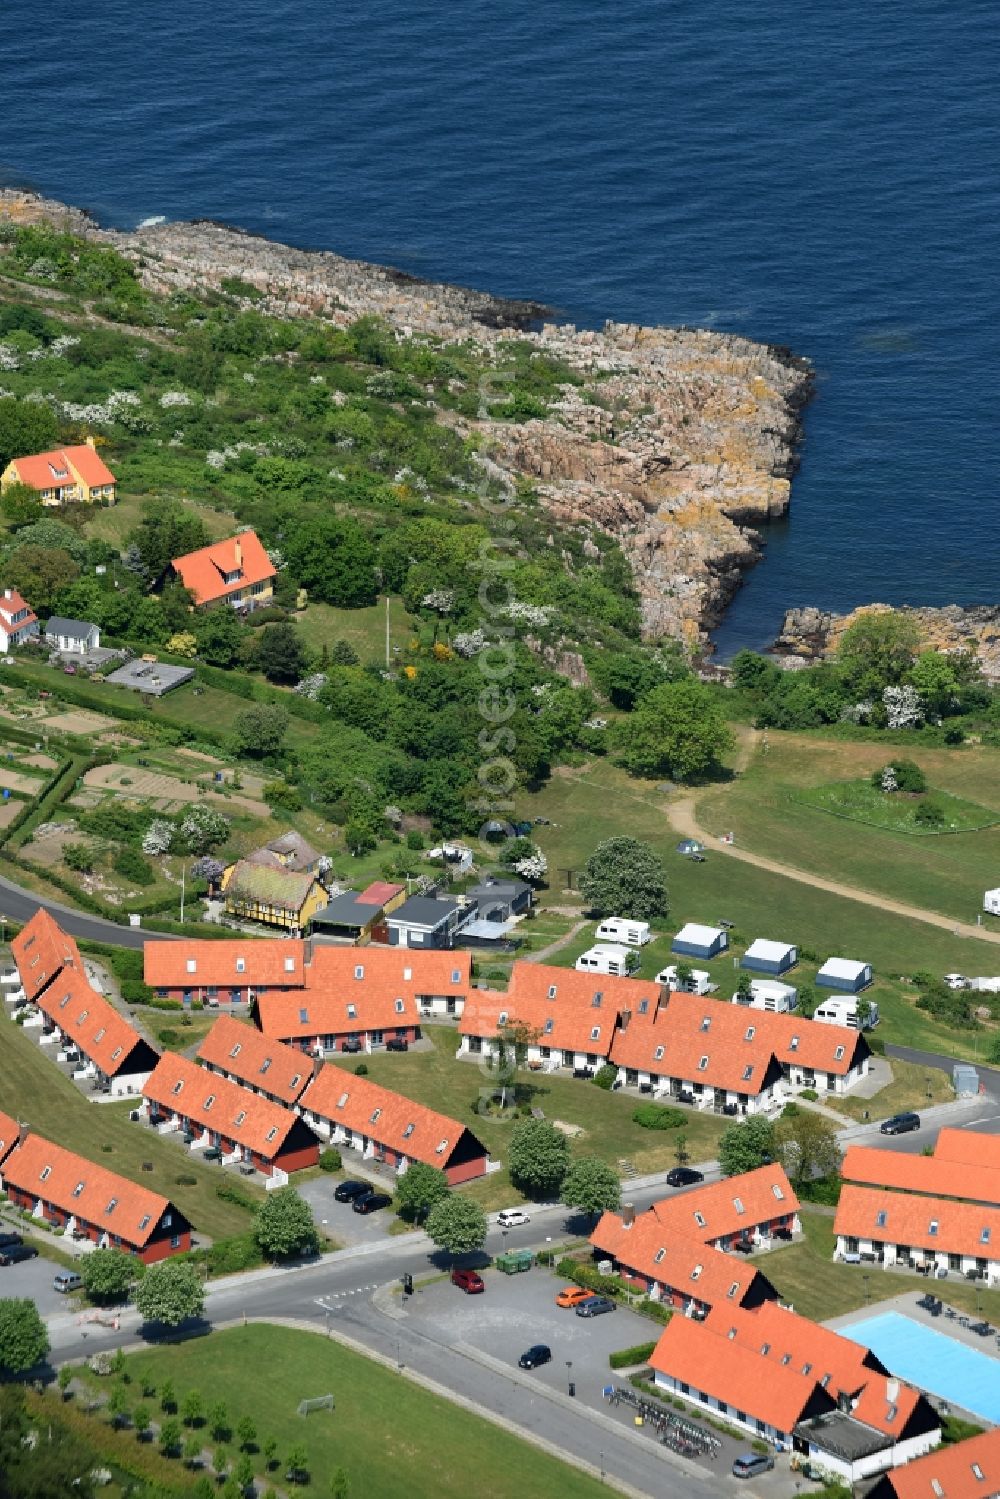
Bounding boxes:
5 1 999 652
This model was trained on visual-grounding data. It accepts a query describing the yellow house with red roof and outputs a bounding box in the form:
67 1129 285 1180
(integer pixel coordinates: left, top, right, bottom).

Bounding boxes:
1 438 116 506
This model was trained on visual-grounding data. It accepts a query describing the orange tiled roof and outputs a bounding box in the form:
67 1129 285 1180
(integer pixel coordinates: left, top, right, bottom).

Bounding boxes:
12 908 83 1001
933 1128 1000 1172
652 1164 799 1243
649 1315 831 1433
703 1300 883 1396
609 998 779 1094
144 938 307 991
171 529 275 606
835 1184 1000 1260
307 945 471 996
842 1144 1000 1209
300 1064 485 1171
144 1052 304 1159
35 969 153 1079
589 1207 772 1309
196 1015 312 1106
2 1132 175 1250
0 1109 21 1165
459 961 660 1057
850 1376 924 1439
10 444 115 491
358 881 404 906
878 1429 1000 1499
0 588 37 627
257 946 470 1042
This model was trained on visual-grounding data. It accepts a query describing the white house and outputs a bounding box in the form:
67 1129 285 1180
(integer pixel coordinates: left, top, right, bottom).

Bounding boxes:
575 944 635 977
595 917 652 947
733 980 798 1013
656 964 713 995
0 589 39 653
44 616 100 655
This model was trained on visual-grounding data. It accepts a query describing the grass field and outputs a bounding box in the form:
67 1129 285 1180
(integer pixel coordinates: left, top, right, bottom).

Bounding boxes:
293 594 414 662
91 1324 611 1499
696 733 1000 923
824 1057 953 1120
796 778 998 835
759 1211 1000 1325
517 757 1000 1062
329 1025 725 1208
0 1012 260 1240
81 492 239 549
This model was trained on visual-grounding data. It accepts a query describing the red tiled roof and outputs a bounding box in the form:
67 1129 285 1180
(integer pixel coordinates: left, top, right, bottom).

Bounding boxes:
2 1132 174 1250
703 1300 881 1397
10 444 115 491
143 1052 305 1160
12 908 83 1001
257 946 470 1042
652 1165 799 1244
0 588 38 628
196 1016 312 1106
933 1128 1000 1173
835 1184 1000 1260
609 999 778 1095
300 1065 485 1171
851 1376 924 1439
358 882 404 906
589 1208 771 1310
878 1429 1000 1499
0 1110 21 1165
35 969 153 1079
649 1315 829 1434
144 938 307 991
842 1145 1000 1209
171 529 275 606
459 962 660 1058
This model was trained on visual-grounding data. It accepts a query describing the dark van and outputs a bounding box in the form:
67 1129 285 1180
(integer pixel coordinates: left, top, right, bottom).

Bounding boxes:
881 1112 920 1135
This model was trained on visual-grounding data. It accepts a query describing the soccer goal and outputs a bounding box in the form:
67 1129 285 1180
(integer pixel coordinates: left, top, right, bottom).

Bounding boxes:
297 1394 335 1417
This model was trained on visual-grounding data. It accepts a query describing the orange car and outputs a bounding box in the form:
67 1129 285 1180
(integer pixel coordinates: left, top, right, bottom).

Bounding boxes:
556 1286 593 1309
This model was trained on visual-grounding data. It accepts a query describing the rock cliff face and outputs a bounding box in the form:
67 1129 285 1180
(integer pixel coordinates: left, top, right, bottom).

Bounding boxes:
775 603 1000 683
0 190 814 652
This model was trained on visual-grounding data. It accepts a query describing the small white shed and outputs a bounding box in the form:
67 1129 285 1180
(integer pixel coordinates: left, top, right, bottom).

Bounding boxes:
740 938 798 975
594 918 652 947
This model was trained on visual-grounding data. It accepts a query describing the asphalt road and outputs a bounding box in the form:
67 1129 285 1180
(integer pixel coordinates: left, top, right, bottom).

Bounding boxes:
0 872 178 947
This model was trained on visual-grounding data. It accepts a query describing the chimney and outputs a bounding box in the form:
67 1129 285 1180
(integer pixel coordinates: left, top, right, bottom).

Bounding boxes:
234 539 243 569
85 435 96 450
304 937 314 968
17 1122 29 1144
838 1391 851 1413
311 1054 324 1080
622 1203 636 1228
3 589 11 601
619 1008 632 1032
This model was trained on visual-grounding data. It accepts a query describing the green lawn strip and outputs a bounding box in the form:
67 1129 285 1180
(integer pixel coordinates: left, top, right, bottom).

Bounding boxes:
758 1210 1000 1325
0 1014 259 1240
292 594 413 661
823 1057 953 1121
331 1025 723 1205
104 1324 611 1499
795 779 999 835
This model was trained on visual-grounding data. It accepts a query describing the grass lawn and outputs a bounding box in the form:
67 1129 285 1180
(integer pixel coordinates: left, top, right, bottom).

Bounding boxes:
0 1013 260 1240
759 1210 1000 1325
824 1056 953 1121
82 492 239 549
796 778 998 835
91 1324 611 1499
695 733 1000 923
328 1025 725 1211
293 594 414 662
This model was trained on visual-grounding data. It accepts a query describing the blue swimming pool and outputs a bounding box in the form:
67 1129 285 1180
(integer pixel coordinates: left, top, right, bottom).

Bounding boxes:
843 1312 1000 1423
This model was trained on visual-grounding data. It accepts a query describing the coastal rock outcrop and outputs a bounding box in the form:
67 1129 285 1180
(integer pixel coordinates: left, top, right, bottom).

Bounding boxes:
0 190 814 651
775 603 1000 683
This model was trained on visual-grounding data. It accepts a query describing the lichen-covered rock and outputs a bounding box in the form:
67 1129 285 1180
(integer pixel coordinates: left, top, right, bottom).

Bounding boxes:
775 603 1000 683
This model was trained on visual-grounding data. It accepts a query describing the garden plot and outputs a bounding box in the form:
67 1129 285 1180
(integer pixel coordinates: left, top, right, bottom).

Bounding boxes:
83 764 270 817
42 708 119 737
0 769 47 794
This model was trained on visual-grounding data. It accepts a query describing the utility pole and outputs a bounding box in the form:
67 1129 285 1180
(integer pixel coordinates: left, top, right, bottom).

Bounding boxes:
179 863 186 924
385 595 390 671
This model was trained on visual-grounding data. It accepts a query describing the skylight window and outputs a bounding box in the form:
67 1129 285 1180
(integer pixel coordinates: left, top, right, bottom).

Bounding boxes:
981 1228 991 1244
876 1210 887 1227
781 1354 791 1366
639 999 649 1015
690 1265 702 1281
236 958 246 973
654 1045 664 1060
337 1092 348 1108
354 966 364 980
347 1004 357 1019
394 999 405 1013
727 1283 739 1299
260 1058 272 1074
298 1008 308 1024
654 1248 666 1263
700 1016 711 1032
590 1026 601 1041
186 959 197 974
284 957 296 973
697 1055 709 1070
235 1111 247 1127
772 1185 784 1200
742 1065 753 1081
265 1127 278 1142
435 1139 448 1154
929 1220 939 1236
592 992 602 1008
544 1018 554 1034
834 1045 845 1061
204 1095 216 1110
547 985 557 999
72 1181 85 1198
693 1211 706 1228
370 1109 382 1124
451 970 461 984
95 1027 105 1043
105 1197 118 1215
139 1215 151 1231
733 1198 745 1215
886 1405 898 1424
172 1080 184 1095
290 1074 302 1090
403 1124 415 1139
745 1026 755 1041
230 1043 242 1059
498 1011 508 1026
111 1047 122 1060
789 1036 799 1051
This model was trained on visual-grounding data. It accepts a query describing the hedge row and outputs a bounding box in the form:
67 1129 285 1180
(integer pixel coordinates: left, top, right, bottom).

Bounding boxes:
0 754 76 850
608 1340 658 1370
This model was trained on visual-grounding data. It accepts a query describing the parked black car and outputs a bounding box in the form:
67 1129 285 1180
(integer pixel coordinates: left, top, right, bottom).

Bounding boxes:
518 1344 551 1369
0 1231 23 1249
341 1038 363 1054
334 1180 374 1203
385 1038 409 1052
352 1192 392 1215
666 1167 704 1188
881 1112 921 1135
575 1296 616 1318
0 1243 38 1266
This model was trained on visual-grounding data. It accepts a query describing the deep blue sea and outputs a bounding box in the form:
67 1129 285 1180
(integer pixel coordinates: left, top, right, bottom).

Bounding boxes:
5 1 999 652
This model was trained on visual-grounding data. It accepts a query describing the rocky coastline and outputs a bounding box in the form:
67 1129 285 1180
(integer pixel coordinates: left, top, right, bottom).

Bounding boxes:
0 189 815 653
774 603 1000 684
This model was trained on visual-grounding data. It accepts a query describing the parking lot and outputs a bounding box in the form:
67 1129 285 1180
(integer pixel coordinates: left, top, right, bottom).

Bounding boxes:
0 1246 71 1319
298 1172 406 1246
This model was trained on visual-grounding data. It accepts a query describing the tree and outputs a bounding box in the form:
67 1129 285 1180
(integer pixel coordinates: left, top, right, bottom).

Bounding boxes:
257 622 308 685
492 1018 541 1109
232 703 289 759
184 1433 204 1468
674 1133 690 1166
0 480 43 528
0 394 59 471
236 1414 257 1452
57 1363 73 1400
331 639 359 666
425 1194 488 1260
909 650 960 715
0 1384 98 1499
330 1467 350 1499
80 1247 137 1305
134 1260 205 1328
133 1404 151 1441
5 543 80 613
160 1416 182 1456
578 837 669 920
160 1378 177 1412
837 609 920 696
107 1383 129 1428
235 1453 256 1491
63 842 95 874
284 514 377 607
395 1162 450 1222
182 1389 204 1428
613 679 734 782
254 1187 320 1260
262 1435 279 1470
195 604 247 667
285 1443 311 1485
210 1402 231 1441
0 1297 49 1374
178 803 231 855
127 504 209 581
776 1111 842 1186
507 1117 570 1197
560 1155 621 1222
214 1445 231 1476
718 1116 776 1178
735 971 753 1001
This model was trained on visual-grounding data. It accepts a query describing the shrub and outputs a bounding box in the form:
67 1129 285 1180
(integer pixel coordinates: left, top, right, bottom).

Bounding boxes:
113 846 155 885
914 799 945 827
354 1062 368 1076
158 1028 180 1047
797 1175 842 1206
631 1103 685 1131
215 1182 257 1211
592 1063 618 1091
608 1340 657 1369
121 979 155 1005
318 1148 342 1173
405 829 424 850
799 1087 818 1101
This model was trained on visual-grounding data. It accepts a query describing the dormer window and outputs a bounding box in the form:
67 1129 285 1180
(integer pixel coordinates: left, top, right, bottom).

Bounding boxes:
547 985 557 999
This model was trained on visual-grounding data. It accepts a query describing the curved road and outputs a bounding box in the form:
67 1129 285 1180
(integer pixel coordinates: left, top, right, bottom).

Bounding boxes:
0 872 178 948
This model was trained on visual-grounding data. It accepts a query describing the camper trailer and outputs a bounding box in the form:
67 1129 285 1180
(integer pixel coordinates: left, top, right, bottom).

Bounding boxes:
732 980 798 1013
813 996 879 1031
655 964 712 996
575 944 635 977
594 918 652 947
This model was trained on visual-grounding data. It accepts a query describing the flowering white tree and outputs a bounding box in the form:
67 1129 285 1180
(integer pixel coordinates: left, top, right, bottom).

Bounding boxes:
178 805 231 855
839 700 873 725
513 850 548 885
883 685 924 729
880 766 899 794
142 819 175 856
421 589 454 615
191 855 225 886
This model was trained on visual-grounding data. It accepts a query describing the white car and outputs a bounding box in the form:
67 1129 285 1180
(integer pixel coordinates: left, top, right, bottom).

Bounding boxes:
943 973 970 990
496 1209 530 1228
